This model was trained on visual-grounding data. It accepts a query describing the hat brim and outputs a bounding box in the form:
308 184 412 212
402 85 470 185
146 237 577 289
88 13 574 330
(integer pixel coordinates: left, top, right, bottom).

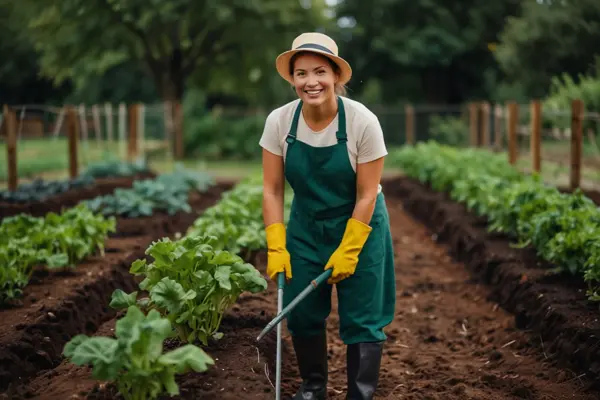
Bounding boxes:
276 48 352 86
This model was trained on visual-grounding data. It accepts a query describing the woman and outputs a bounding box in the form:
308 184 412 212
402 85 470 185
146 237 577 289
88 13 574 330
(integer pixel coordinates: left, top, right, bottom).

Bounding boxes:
260 32 396 400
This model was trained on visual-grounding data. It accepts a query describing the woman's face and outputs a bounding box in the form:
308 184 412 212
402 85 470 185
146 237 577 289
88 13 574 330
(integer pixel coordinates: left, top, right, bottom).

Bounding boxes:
291 53 338 106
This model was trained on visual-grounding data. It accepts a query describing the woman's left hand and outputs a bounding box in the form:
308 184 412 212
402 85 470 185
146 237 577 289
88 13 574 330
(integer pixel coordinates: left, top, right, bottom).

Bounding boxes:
324 218 372 284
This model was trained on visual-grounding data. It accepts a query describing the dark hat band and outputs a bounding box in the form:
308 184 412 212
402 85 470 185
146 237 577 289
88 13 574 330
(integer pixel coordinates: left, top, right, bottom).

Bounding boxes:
295 43 335 55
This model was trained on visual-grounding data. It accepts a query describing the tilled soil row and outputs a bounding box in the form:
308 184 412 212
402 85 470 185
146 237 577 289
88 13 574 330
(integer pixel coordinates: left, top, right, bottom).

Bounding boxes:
11 250 298 400
385 176 600 397
0 183 232 395
7 185 600 399
0 173 155 221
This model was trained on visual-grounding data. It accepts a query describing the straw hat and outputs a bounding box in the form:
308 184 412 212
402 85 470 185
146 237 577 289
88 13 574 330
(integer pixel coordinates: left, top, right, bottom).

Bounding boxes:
276 32 352 85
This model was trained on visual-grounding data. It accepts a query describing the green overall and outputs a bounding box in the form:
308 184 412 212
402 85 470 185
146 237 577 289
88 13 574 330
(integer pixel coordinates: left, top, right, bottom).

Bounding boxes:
283 97 396 345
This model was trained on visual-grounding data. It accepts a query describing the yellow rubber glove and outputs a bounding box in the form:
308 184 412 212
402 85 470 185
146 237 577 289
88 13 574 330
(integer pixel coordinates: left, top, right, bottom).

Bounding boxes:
265 222 292 281
324 218 372 284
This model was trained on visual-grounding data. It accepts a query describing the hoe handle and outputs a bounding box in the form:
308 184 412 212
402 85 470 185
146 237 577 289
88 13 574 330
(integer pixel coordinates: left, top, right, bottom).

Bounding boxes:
256 269 332 342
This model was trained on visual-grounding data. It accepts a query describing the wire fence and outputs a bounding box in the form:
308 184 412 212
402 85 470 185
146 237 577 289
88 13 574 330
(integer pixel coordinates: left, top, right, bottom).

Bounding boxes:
1 99 598 193
0 103 172 184
393 100 600 192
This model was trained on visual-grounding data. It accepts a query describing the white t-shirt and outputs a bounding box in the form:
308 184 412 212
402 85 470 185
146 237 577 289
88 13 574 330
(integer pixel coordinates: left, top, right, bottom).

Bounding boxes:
259 97 388 189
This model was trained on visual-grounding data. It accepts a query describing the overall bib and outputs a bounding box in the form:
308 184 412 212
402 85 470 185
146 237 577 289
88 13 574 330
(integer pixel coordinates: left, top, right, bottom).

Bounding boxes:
282 97 396 399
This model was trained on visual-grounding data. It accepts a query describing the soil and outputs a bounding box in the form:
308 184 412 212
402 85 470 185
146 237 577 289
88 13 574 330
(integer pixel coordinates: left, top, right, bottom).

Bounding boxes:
0 173 155 220
0 182 232 394
5 178 600 400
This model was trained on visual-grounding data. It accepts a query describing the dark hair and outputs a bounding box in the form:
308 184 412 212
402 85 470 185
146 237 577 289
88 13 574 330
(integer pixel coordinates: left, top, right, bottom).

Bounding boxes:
289 51 347 96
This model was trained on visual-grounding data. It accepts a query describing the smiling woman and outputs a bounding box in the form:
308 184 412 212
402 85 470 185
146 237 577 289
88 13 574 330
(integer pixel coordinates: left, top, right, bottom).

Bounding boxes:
259 32 396 400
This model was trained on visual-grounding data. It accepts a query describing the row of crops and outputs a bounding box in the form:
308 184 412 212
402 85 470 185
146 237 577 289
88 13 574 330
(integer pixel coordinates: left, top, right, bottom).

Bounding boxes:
388 141 600 301
0 163 215 306
0 159 151 203
60 175 292 399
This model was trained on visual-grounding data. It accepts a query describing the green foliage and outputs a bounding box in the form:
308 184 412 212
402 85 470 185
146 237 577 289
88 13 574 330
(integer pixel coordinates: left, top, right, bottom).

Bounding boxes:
389 141 600 301
0 204 115 304
543 71 600 131
109 235 267 345
334 0 521 103
82 159 150 179
427 115 469 146
187 177 292 256
495 0 600 97
182 90 266 160
63 305 214 400
0 175 95 203
5 0 328 104
83 166 214 217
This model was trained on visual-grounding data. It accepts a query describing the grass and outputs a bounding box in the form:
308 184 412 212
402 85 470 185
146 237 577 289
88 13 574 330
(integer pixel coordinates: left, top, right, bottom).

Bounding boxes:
0 137 168 182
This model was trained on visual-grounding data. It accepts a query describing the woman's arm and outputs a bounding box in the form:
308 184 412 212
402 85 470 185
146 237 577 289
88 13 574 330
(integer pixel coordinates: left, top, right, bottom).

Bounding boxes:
352 156 384 224
262 148 286 227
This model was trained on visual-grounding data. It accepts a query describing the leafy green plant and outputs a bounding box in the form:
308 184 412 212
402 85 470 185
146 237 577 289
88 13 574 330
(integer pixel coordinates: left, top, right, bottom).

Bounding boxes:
83 167 214 218
82 159 150 178
187 177 292 256
389 141 600 301
63 305 214 400
110 234 267 345
0 204 115 304
0 174 95 203
428 114 469 146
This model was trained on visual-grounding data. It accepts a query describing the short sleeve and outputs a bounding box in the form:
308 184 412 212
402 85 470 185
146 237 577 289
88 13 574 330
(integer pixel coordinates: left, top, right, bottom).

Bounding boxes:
259 110 283 156
357 117 388 164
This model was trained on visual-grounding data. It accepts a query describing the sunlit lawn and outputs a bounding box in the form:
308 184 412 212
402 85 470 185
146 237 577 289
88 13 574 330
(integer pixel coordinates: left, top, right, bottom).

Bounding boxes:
0 137 168 182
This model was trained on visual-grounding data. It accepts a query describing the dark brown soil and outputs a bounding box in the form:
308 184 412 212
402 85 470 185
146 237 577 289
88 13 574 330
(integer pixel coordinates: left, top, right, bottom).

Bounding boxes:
0 183 232 394
6 182 600 400
385 177 600 395
0 173 155 220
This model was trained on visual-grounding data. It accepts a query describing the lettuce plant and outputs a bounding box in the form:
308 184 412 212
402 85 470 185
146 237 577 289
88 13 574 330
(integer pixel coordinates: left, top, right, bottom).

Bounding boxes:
389 141 600 301
110 234 267 345
63 305 213 400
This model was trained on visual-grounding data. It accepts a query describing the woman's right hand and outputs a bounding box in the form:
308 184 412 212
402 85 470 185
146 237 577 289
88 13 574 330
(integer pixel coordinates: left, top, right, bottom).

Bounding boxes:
265 222 292 281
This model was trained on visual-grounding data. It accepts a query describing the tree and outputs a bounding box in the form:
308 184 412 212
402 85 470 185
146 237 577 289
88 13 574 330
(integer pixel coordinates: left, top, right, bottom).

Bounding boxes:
494 0 600 97
331 0 520 104
3 0 328 155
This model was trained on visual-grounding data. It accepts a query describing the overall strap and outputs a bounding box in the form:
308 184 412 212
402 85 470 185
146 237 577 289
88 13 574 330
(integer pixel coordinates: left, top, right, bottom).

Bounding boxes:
286 100 303 144
335 96 347 143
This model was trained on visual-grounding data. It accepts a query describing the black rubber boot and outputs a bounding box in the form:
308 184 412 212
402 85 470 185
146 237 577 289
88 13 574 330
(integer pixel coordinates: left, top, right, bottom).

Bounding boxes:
292 331 328 400
346 341 384 400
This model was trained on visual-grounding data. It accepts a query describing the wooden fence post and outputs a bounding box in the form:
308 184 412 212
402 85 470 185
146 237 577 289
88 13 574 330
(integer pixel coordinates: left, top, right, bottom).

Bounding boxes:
530 100 542 173
494 104 503 151
3 105 18 191
405 104 415 145
570 99 584 190
128 104 139 161
507 101 518 165
469 103 479 146
481 102 491 147
67 106 79 178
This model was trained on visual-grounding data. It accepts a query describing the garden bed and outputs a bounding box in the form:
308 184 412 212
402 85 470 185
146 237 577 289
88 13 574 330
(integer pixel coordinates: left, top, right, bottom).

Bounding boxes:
385 176 600 388
0 182 232 394
12 250 300 400
0 173 155 220
4 184 598 400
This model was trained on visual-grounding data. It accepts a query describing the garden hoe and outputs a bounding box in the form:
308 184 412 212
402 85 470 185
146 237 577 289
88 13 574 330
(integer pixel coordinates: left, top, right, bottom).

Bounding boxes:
257 269 333 400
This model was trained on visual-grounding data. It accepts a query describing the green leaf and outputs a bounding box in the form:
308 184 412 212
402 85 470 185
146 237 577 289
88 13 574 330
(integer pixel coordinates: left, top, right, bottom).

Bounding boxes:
149 278 196 313
109 289 138 310
158 344 214 374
